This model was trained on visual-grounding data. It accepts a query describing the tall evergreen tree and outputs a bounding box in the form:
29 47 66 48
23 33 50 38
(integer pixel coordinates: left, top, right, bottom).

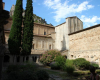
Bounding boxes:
22 0 33 55
8 0 23 55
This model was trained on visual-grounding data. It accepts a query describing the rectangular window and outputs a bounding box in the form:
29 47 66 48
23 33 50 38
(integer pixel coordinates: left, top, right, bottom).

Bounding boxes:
49 45 51 49
33 44 34 49
44 32 46 35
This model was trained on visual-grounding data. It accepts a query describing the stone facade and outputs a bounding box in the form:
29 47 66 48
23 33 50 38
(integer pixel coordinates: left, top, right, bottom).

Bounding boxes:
55 16 83 51
4 18 55 55
3 13 100 66
68 24 100 66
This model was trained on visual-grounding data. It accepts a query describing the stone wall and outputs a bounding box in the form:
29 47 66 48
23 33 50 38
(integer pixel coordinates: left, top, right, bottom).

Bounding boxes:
34 23 55 35
4 18 55 35
55 16 83 51
31 36 54 54
68 24 100 66
55 22 69 51
4 18 55 54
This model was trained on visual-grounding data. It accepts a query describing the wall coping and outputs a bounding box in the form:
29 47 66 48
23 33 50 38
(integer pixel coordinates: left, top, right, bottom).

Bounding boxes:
55 22 66 27
66 16 83 23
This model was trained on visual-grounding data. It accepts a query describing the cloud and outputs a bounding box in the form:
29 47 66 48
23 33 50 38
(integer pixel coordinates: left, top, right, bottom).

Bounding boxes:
81 15 100 28
44 0 94 22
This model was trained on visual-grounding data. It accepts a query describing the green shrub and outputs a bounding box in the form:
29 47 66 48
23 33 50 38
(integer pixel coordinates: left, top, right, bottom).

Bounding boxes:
22 63 37 71
6 64 37 74
91 63 99 68
36 70 49 80
5 64 38 80
40 50 61 65
65 59 73 66
73 58 90 70
6 65 21 73
20 70 38 80
50 62 60 70
65 59 75 74
5 71 20 80
66 65 75 74
6 70 38 80
55 56 66 69
73 71 90 76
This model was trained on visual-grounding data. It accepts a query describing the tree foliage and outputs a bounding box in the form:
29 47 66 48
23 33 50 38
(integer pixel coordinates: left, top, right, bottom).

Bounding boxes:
21 0 33 55
8 0 23 55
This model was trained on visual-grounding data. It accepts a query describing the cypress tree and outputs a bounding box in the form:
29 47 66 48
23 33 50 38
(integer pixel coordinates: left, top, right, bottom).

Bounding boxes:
8 0 23 55
22 0 33 55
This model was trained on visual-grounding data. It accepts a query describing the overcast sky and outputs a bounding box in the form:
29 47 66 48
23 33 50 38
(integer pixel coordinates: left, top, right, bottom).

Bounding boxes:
3 0 100 28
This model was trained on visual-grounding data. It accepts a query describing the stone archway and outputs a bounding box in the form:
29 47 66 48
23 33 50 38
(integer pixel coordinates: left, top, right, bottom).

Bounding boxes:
3 55 10 63
26 56 29 62
16 56 20 62
35 56 37 62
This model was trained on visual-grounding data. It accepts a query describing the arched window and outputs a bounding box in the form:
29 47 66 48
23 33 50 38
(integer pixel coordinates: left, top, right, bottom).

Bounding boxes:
17 56 20 62
3 55 10 63
35 56 37 62
26 56 29 62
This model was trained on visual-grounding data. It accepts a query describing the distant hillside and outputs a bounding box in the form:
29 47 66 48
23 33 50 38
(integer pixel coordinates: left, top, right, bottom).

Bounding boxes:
33 14 53 26
10 5 53 26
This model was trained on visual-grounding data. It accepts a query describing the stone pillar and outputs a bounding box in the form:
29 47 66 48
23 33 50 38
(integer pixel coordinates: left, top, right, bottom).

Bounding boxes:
9 55 13 64
24 56 26 63
36 56 39 63
29 55 33 63
20 56 23 64
13 55 16 64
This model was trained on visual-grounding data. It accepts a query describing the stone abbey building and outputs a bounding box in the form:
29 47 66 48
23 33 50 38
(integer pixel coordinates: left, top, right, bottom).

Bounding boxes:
3 5 100 66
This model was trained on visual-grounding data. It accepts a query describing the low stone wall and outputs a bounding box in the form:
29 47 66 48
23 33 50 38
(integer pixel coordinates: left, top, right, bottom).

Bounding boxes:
68 25 100 66
3 54 41 66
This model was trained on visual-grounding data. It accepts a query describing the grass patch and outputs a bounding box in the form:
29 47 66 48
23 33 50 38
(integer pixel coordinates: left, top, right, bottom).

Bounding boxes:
44 67 100 80
44 69 60 75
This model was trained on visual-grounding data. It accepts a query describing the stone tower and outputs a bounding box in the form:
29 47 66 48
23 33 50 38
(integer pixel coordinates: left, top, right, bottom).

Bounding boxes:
55 16 83 51
10 4 15 17
67 16 83 33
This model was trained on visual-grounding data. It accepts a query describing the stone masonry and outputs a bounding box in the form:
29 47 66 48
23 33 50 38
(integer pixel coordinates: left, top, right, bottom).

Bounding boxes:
68 24 100 66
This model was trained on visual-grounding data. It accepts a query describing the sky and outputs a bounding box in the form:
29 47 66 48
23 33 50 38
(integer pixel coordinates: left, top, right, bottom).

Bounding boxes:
3 0 100 28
